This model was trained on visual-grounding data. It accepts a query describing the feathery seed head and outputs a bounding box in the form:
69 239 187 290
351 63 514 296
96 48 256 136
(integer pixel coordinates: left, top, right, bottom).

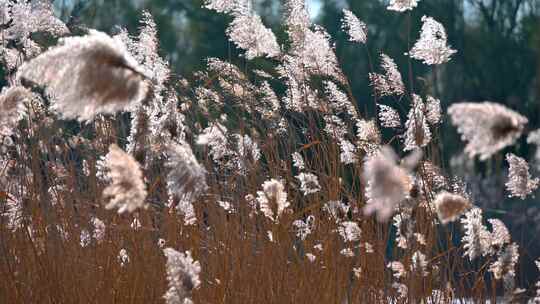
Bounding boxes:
461 208 492 260
338 221 361 242
296 172 321 195
102 144 147 214
165 142 208 203
363 147 415 222
448 102 527 160
378 104 401 129
433 191 472 224
341 9 367 44
369 54 405 97
18 30 150 121
408 16 456 65
489 243 519 280
8 0 69 40
226 14 281 60
204 0 251 16
505 153 539 199
256 179 289 222
0 86 32 136
425 96 442 125
404 94 432 151
387 0 421 12
163 248 201 304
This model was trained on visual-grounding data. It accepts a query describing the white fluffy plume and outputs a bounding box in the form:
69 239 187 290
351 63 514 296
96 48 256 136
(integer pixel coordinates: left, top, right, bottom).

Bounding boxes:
448 102 527 160
18 30 149 121
102 144 148 214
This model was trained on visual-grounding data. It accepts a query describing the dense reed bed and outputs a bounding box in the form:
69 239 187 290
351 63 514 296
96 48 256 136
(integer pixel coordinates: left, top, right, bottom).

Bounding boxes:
1 0 539 303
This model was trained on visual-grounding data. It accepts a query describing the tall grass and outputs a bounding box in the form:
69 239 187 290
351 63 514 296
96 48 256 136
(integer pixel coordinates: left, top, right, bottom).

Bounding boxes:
0 0 538 303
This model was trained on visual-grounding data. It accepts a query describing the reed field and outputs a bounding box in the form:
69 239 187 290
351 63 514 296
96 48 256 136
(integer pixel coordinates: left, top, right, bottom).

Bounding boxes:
0 0 539 303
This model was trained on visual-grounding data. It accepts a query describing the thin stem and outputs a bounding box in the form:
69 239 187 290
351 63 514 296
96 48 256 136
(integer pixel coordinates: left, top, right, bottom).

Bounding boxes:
407 11 415 96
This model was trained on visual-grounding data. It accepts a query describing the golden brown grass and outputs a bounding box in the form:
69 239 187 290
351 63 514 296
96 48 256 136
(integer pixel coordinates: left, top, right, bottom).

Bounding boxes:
0 109 505 303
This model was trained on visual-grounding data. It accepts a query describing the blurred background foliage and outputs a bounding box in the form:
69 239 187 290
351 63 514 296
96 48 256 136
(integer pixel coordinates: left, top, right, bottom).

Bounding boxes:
53 0 540 276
